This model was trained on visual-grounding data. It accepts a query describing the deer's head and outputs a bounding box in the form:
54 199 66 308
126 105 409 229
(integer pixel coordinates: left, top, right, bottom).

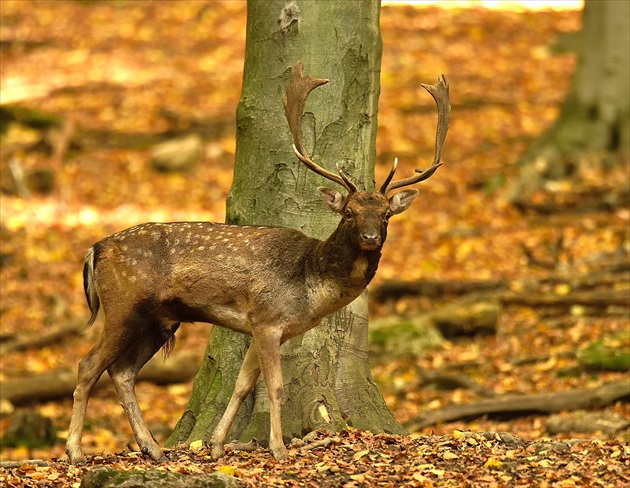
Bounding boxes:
317 188 415 250
283 62 450 252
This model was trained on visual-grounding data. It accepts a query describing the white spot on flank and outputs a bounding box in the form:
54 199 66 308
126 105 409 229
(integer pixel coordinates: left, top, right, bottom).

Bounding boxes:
198 246 205 251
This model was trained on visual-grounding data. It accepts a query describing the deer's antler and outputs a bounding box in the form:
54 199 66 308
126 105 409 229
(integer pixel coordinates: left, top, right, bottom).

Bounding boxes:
380 74 450 195
283 61 358 193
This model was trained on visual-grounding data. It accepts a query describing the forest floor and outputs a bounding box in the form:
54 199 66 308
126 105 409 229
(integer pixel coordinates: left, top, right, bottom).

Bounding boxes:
0 1 628 487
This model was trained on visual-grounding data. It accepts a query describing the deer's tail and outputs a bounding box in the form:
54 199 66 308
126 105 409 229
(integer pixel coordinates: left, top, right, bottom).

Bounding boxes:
83 244 101 328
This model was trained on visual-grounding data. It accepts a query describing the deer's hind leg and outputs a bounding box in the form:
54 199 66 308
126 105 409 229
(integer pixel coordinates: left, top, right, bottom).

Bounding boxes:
66 318 139 464
107 320 179 462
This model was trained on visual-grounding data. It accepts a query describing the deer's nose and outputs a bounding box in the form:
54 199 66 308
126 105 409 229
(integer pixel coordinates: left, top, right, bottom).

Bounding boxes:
361 233 380 248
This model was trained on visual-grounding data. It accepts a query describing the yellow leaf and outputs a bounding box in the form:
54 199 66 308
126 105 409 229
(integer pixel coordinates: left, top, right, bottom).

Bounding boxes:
484 457 504 468
412 472 428 482
350 474 365 482
353 449 370 461
217 465 238 476
442 452 459 460
189 439 204 451
554 283 572 295
556 479 577 487
453 430 467 440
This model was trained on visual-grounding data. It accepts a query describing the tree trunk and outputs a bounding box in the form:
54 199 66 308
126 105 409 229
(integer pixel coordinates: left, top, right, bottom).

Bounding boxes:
510 0 629 201
168 0 404 450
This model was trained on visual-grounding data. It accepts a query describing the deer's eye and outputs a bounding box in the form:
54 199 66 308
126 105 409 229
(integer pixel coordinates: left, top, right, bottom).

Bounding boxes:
345 209 353 220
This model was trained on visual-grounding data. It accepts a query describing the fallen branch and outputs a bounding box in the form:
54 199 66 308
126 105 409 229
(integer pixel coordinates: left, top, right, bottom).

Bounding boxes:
0 323 84 354
301 436 341 452
0 459 50 469
416 367 497 398
1 351 202 405
372 278 507 302
498 289 629 308
227 439 260 453
404 380 630 432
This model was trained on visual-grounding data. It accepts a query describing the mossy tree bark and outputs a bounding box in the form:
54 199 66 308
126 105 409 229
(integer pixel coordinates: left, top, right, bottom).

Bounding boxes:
510 0 629 202
168 0 405 450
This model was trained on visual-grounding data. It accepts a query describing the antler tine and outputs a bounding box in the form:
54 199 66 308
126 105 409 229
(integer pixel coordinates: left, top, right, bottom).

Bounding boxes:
283 61 356 193
336 163 358 193
378 157 398 194
382 75 450 195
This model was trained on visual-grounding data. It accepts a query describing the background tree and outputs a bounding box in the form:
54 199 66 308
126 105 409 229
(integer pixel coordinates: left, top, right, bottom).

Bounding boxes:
509 0 629 202
168 0 406 450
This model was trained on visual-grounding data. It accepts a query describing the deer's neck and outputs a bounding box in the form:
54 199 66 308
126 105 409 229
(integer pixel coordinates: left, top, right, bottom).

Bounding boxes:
313 226 382 291
303 227 381 320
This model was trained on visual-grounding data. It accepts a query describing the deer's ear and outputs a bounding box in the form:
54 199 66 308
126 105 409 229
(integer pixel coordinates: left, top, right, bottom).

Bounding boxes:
318 187 346 213
389 189 419 215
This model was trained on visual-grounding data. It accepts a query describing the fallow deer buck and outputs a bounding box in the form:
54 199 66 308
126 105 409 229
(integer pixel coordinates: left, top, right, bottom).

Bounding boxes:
65 61 450 464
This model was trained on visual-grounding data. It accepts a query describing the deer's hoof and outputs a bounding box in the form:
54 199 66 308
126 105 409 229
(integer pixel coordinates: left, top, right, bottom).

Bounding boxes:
65 445 87 465
210 443 225 460
141 445 167 463
67 453 86 466
271 445 289 461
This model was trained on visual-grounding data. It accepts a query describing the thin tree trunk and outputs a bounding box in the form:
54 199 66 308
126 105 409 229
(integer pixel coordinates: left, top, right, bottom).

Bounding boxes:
168 0 404 450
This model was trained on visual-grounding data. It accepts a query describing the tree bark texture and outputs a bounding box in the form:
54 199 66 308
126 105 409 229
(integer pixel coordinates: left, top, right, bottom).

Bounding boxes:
511 0 630 200
168 0 405 450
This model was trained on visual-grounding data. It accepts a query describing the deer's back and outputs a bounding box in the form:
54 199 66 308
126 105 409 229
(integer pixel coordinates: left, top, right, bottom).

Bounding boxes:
91 222 321 335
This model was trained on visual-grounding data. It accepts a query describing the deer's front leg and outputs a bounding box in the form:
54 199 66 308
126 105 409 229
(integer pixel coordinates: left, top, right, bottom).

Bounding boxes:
253 329 288 461
210 342 260 460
